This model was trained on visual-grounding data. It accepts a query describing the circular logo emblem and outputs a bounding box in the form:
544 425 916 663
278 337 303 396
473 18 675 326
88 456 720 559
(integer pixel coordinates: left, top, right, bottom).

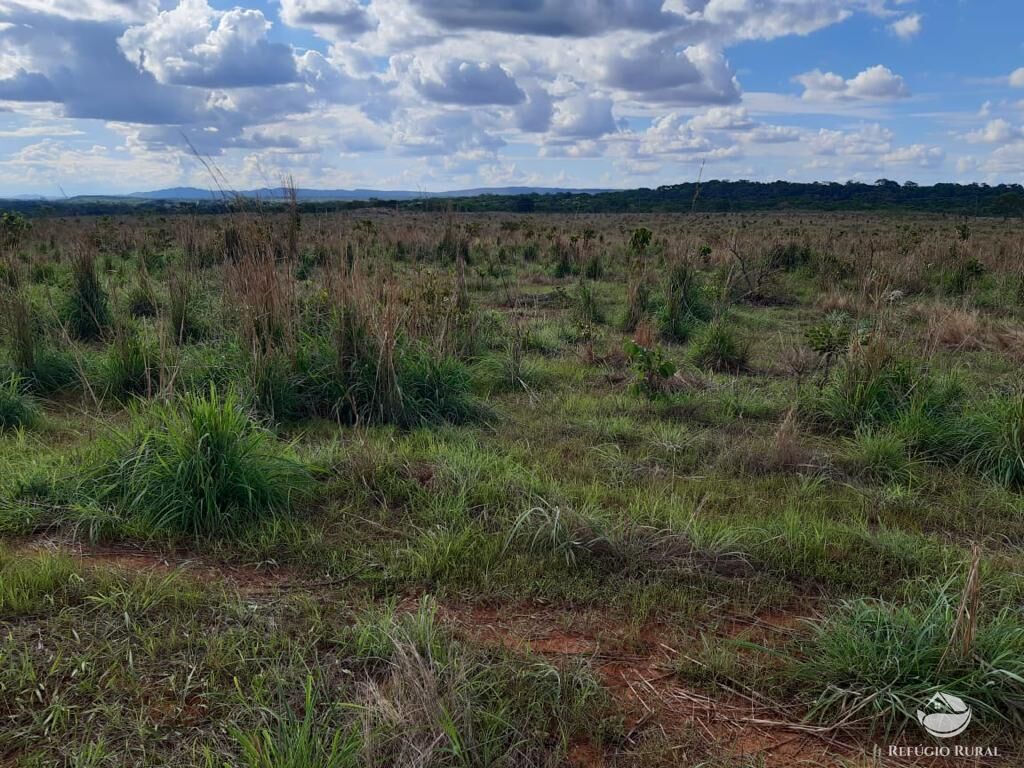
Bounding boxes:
917 692 972 739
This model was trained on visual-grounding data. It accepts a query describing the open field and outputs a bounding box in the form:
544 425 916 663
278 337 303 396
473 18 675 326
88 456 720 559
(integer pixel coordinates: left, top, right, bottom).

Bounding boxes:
2 208 1024 766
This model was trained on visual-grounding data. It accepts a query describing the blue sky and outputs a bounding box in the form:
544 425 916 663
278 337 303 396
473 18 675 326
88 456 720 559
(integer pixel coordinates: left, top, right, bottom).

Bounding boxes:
0 0 1022 196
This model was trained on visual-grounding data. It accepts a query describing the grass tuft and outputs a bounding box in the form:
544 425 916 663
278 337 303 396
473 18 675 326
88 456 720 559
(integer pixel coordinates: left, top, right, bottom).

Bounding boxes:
0 375 38 431
91 387 311 536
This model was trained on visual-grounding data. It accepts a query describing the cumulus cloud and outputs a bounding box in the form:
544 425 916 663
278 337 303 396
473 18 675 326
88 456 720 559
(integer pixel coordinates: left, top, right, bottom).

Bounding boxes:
811 124 893 156
119 0 299 88
411 59 525 106
883 144 943 167
0 0 157 22
0 0 981 191
278 0 376 35
515 83 553 132
688 106 755 131
965 119 1022 145
796 65 909 101
604 43 739 105
888 13 921 40
551 94 618 138
1010 68 1024 88
407 0 673 37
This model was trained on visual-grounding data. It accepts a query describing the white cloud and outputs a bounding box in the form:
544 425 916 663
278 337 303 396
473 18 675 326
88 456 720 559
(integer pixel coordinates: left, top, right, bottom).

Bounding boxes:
688 106 755 131
888 13 921 40
0 0 157 22
410 59 525 106
551 94 618 139
119 0 298 88
883 144 943 167
965 119 1022 145
797 65 909 101
278 0 376 36
1010 68 1024 88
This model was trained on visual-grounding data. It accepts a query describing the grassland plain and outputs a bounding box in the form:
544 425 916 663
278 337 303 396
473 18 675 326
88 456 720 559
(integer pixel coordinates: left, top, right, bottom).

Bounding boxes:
2 206 1024 766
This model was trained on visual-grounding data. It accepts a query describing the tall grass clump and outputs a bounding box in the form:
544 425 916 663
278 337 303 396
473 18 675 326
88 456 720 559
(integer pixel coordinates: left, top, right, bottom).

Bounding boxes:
302 263 482 428
659 260 711 342
0 375 38 431
98 325 157 401
790 585 1024 735
91 387 310 536
804 340 929 433
959 393 1024 489
689 317 750 372
65 245 110 340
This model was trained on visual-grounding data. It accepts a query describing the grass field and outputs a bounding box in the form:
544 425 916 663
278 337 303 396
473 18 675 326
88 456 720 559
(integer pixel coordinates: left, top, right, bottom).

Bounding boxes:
2 207 1024 766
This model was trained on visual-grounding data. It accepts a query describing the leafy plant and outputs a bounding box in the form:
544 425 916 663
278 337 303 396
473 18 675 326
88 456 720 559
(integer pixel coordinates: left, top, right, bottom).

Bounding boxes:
625 340 677 398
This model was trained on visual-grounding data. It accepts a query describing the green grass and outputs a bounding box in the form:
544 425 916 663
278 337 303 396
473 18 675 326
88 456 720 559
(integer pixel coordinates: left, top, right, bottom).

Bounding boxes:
960 393 1024 489
789 585 1024 736
6 210 1024 765
89 387 311 536
0 375 38 431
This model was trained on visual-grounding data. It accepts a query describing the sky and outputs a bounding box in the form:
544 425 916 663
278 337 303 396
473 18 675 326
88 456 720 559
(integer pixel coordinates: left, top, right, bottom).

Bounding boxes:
0 0 1023 196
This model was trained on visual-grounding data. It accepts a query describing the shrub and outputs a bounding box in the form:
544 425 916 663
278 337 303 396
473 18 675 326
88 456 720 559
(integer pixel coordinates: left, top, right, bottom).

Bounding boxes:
941 256 985 296
804 311 866 359
92 387 310 536
689 318 750 373
65 247 110 340
0 376 38 431
625 340 677 399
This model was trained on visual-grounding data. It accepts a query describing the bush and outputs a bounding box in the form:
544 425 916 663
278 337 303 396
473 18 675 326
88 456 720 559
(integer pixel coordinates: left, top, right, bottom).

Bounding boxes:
689 318 750 373
0 376 38 431
625 340 677 399
92 387 310 536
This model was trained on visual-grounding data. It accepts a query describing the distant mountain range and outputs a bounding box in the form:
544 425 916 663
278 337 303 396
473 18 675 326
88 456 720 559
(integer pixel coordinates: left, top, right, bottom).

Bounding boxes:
125 186 612 202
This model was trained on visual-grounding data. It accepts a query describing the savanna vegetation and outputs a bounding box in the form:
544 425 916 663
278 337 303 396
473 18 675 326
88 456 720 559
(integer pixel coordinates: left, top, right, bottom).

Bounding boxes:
2 203 1024 766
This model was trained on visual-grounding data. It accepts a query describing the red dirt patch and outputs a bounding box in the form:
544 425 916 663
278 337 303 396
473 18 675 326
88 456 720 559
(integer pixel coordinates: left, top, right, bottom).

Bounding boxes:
427 599 966 768
8 537 312 597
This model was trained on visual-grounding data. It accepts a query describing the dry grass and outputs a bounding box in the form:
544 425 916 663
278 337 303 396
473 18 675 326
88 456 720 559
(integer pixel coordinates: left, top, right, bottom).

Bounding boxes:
924 305 986 351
